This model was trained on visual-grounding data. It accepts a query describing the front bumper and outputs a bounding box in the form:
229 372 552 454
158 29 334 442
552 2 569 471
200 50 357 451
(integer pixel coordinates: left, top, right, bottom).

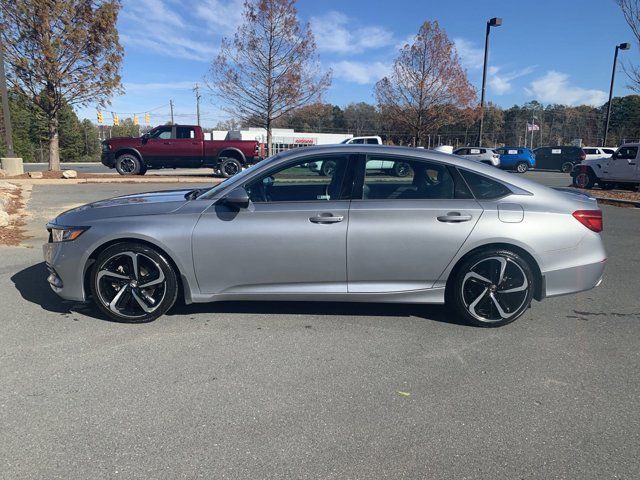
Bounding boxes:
43 241 88 302
542 259 606 298
101 151 116 168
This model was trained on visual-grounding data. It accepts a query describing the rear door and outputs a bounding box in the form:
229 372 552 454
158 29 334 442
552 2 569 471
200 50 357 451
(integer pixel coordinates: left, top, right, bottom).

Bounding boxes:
347 154 483 292
173 126 203 167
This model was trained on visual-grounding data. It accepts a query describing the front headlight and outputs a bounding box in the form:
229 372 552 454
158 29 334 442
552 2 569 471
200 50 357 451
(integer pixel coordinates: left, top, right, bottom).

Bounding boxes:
47 224 89 242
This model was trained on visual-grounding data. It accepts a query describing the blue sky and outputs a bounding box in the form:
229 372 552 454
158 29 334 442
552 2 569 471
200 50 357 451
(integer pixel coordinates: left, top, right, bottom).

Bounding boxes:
78 0 639 127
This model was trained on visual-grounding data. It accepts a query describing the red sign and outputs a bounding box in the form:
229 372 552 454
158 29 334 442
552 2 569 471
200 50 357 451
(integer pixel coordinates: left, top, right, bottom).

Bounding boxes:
294 138 314 144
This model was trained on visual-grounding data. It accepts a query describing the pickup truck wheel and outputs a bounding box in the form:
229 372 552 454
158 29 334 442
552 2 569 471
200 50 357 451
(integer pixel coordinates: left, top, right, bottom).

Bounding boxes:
573 170 595 189
115 154 142 175
220 157 242 178
561 162 573 173
321 160 336 177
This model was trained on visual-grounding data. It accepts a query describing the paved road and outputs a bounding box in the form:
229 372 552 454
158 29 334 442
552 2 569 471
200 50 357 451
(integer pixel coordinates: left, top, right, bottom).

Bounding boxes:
1 182 638 479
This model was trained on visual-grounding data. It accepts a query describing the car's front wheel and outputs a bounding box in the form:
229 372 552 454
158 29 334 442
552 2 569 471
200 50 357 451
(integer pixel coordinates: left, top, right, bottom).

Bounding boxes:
115 154 143 175
90 242 179 323
573 170 595 189
447 249 534 327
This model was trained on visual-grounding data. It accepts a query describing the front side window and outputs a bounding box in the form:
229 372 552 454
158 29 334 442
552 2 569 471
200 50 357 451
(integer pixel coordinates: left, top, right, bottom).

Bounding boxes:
615 146 638 160
361 156 468 200
459 169 511 200
584 148 598 155
149 127 172 140
245 156 351 203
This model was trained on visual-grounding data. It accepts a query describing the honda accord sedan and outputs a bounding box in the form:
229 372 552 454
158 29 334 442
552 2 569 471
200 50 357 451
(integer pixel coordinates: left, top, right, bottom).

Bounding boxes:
43 145 606 327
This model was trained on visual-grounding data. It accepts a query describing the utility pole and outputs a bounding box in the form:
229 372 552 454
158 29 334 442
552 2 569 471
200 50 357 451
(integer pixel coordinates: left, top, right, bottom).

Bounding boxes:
193 84 201 126
0 34 15 157
169 99 174 124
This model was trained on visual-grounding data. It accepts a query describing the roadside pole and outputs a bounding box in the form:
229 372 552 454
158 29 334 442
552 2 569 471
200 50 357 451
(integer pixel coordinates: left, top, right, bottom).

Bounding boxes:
170 99 175 124
0 33 23 175
194 84 201 126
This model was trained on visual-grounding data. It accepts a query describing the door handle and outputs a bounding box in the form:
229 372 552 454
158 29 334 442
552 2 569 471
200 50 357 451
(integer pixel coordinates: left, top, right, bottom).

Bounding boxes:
309 214 344 224
437 212 472 223
163 141 171 145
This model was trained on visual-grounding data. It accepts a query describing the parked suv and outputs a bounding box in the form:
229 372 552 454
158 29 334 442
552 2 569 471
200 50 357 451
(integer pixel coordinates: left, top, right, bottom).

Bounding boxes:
533 146 586 172
583 147 616 161
571 143 639 189
340 136 382 145
453 147 500 167
493 147 536 173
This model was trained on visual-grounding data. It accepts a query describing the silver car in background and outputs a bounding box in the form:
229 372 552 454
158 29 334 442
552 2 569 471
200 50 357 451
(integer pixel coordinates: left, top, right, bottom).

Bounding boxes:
453 147 501 167
44 145 605 327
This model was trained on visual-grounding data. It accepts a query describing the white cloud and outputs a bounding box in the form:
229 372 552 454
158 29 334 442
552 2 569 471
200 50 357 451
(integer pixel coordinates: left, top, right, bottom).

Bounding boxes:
120 0 218 61
526 71 608 106
488 66 535 95
454 38 484 70
311 12 395 54
331 61 390 84
123 81 198 93
194 0 244 35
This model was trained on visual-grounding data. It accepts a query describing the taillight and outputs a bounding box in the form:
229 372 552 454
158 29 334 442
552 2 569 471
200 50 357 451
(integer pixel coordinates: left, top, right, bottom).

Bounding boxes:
572 210 602 232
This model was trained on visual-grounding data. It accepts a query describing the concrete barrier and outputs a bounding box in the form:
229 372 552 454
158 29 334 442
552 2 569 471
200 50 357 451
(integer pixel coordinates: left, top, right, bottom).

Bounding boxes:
1 157 24 176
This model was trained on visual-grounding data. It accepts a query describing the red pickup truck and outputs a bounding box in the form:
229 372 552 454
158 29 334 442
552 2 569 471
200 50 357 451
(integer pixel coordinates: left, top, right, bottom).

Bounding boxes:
101 125 264 177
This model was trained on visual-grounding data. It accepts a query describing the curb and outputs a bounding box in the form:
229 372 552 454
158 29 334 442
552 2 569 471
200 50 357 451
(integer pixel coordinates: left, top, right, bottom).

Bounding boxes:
595 197 640 208
6 177 224 185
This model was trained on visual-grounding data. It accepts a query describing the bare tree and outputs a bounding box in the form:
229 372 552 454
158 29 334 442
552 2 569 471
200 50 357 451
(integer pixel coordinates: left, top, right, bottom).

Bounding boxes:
375 21 476 146
1 0 123 170
617 0 640 91
208 0 331 154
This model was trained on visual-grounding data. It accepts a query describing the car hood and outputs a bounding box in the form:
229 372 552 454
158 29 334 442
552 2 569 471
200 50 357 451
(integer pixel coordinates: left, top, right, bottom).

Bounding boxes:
52 189 199 225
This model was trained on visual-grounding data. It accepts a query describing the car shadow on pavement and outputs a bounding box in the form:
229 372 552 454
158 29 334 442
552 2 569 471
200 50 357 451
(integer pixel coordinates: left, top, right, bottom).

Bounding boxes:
12 262 465 326
10 262 104 320
170 301 464 326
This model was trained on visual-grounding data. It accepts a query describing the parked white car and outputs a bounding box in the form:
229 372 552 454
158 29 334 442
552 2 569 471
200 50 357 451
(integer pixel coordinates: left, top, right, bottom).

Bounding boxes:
571 143 639 189
582 147 616 161
453 147 501 167
340 136 383 145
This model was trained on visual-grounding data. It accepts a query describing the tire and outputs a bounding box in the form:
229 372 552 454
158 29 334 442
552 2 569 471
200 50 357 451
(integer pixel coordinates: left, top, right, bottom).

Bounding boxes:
139 165 147 175
561 162 573 173
219 157 242 178
515 161 529 173
321 160 337 177
393 161 412 177
573 169 595 189
115 154 142 175
90 242 179 323
446 249 534 328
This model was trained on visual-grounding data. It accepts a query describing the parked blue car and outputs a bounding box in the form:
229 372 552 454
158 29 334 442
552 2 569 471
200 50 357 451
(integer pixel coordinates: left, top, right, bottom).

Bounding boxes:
493 147 536 173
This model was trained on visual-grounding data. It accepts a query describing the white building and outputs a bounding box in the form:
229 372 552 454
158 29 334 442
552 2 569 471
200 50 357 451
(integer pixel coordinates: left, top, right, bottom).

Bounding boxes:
206 128 353 155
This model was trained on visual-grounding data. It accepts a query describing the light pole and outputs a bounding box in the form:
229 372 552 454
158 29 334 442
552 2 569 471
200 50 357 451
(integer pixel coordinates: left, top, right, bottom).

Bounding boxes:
0 34 15 158
603 42 630 147
478 17 502 147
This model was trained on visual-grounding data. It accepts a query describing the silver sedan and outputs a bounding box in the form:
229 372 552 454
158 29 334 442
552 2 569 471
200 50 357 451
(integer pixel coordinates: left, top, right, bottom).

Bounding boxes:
43 145 606 327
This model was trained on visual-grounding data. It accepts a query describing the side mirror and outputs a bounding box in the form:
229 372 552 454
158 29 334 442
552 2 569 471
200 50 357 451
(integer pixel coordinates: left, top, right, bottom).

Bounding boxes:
141 133 150 143
222 186 250 208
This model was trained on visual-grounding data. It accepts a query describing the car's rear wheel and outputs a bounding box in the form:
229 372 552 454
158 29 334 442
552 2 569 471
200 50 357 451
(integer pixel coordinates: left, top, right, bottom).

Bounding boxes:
90 242 178 323
115 154 142 175
220 157 242 178
573 170 595 189
447 249 534 328
561 162 574 173
515 161 529 173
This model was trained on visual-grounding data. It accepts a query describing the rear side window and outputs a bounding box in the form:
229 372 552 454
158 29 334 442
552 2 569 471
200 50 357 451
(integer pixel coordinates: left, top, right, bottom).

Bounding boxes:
459 169 511 200
176 127 196 139
366 138 379 144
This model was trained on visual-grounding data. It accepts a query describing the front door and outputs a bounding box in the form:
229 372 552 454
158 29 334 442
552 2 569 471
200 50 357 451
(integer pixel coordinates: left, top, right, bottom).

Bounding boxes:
347 155 483 293
603 145 639 181
191 154 355 294
142 126 173 167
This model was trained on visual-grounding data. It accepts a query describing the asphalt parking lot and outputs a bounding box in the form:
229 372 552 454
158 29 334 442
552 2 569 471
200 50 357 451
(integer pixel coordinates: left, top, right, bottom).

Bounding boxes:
1 174 639 479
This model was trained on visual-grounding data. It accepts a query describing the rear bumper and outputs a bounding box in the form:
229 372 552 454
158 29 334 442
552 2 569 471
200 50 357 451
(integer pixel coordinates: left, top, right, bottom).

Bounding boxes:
542 259 606 298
